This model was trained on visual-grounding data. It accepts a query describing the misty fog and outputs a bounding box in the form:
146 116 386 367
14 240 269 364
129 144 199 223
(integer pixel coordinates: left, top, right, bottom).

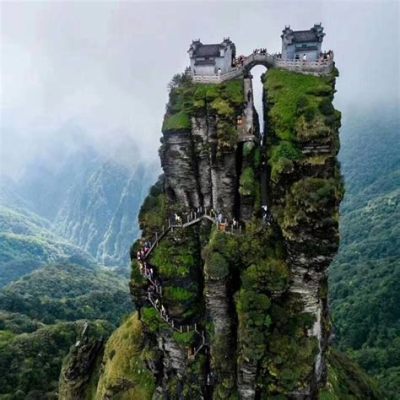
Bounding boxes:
1 0 399 180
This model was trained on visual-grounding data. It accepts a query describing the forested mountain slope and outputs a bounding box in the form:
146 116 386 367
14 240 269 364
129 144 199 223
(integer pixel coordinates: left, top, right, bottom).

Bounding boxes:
330 106 400 398
54 160 152 267
0 204 95 287
0 264 131 326
0 144 152 398
0 264 131 399
12 145 156 267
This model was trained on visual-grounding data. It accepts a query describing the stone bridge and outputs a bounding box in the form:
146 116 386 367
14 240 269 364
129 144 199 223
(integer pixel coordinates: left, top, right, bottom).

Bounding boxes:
242 53 275 74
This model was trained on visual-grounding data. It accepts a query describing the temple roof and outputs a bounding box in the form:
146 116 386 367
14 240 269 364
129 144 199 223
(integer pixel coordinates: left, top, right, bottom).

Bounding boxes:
292 30 319 43
189 38 235 59
281 24 325 44
193 44 222 57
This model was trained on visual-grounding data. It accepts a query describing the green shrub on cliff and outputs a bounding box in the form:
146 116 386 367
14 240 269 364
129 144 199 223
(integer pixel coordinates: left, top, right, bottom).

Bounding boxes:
239 167 256 197
205 251 230 280
265 69 339 185
265 69 334 140
162 111 191 132
236 289 272 361
320 349 382 400
242 258 289 294
0 320 112 400
162 77 244 133
269 141 302 183
138 177 167 237
282 177 343 237
95 313 156 400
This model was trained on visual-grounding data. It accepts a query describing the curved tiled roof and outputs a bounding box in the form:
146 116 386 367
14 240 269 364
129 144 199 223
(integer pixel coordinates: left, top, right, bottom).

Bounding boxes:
194 44 222 57
292 30 318 43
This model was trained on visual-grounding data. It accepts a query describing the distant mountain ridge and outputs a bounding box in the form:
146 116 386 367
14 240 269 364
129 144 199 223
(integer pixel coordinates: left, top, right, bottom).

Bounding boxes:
53 160 153 266
0 141 154 398
0 204 95 287
2 144 158 270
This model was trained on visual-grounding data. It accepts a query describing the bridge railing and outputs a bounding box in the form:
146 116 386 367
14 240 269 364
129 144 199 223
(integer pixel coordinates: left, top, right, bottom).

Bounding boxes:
191 67 243 84
274 58 334 74
188 52 334 83
242 53 275 66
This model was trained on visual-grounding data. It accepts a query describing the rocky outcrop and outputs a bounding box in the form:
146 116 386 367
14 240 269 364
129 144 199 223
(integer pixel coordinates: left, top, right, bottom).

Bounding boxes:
265 68 343 397
69 69 349 400
59 339 104 400
127 71 343 399
161 120 242 217
161 131 201 208
60 66 385 400
58 321 112 400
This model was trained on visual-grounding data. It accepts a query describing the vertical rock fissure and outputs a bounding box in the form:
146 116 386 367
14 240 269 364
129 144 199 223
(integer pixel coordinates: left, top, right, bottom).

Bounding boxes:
234 142 244 219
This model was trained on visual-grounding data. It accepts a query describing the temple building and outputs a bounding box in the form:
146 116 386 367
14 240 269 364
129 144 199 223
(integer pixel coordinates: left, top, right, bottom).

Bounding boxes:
281 24 325 61
188 38 236 76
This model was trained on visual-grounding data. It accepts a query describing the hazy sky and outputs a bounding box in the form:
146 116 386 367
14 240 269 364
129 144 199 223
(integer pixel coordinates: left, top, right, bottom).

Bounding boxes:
1 0 399 179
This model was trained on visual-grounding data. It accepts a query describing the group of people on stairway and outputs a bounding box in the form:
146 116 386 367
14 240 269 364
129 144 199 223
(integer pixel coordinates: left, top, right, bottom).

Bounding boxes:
135 205 272 359
136 239 206 359
171 207 242 233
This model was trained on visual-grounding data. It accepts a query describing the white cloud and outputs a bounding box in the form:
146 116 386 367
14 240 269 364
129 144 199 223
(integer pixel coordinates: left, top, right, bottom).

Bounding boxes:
1 0 399 179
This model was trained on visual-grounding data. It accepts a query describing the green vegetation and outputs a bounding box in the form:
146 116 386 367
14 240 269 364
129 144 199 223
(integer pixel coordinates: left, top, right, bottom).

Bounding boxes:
330 109 400 399
265 68 340 187
239 167 256 197
151 238 197 279
264 69 336 141
0 263 130 399
282 177 343 240
320 349 382 400
95 313 156 400
162 73 245 152
204 247 230 280
162 111 191 132
163 286 196 303
172 330 196 346
236 288 272 361
137 176 168 238
239 141 261 212
0 320 112 400
149 228 202 323
141 306 166 333
0 205 94 287
0 264 131 326
269 141 303 183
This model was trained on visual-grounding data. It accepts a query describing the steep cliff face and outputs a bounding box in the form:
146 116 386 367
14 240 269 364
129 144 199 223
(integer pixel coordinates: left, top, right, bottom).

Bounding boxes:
264 69 344 394
126 70 342 399
62 69 381 400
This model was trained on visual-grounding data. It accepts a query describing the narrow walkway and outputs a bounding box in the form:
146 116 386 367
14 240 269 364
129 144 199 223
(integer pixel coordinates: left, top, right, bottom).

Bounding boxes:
137 208 242 359
144 208 243 259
